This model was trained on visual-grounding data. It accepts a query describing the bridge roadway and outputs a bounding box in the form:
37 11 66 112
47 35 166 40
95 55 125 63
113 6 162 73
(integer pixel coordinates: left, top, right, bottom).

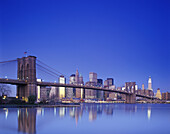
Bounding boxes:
0 78 156 99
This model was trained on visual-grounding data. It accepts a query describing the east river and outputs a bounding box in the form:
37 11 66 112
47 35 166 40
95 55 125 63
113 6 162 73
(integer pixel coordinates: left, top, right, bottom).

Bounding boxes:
0 104 170 134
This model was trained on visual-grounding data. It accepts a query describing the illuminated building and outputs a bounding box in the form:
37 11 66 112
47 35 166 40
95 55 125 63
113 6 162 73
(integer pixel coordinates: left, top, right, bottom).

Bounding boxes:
85 81 97 99
97 79 104 100
75 69 79 84
107 78 114 86
37 79 42 101
104 78 114 100
148 76 153 90
75 70 84 98
89 72 97 83
59 75 66 99
40 87 51 101
66 74 75 98
85 72 98 99
49 86 58 100
155 88 162 99
162 92 170 101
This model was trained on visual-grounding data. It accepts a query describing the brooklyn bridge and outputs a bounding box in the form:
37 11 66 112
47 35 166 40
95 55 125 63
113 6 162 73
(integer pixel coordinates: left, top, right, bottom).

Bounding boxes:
0 56 157 103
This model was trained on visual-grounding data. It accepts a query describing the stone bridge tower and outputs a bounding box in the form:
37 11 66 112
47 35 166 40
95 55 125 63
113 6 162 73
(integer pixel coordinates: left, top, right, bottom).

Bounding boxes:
125 82 136 103
17 56 37 101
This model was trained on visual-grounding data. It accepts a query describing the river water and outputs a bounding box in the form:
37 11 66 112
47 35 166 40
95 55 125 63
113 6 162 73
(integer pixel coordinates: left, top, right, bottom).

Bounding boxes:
0 104 170 134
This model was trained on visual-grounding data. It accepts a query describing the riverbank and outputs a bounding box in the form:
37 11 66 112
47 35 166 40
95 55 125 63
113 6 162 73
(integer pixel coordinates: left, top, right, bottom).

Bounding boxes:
0 104 80 108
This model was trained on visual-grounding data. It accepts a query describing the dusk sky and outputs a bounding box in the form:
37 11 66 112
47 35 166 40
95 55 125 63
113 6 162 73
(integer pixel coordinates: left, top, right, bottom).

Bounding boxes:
0 0 170 94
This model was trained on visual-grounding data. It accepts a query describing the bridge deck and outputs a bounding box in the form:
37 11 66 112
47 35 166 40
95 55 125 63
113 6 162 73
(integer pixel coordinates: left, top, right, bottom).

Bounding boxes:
0 78 156 99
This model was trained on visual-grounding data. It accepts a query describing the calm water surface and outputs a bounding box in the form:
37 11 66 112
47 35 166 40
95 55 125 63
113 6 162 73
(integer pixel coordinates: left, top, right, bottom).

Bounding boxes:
0 104 170 134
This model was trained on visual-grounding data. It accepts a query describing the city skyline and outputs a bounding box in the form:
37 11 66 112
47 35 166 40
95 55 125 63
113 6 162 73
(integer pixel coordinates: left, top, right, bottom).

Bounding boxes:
0 0 170 93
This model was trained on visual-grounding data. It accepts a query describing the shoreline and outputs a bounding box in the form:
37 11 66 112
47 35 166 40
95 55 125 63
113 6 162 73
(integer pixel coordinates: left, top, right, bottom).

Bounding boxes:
0 102 169 108
0 104 80 108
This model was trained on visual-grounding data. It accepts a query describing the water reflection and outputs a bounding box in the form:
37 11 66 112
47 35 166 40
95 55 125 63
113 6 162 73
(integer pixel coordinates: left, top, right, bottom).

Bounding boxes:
0 104 156 134
18 108 36 134
147 107 151 120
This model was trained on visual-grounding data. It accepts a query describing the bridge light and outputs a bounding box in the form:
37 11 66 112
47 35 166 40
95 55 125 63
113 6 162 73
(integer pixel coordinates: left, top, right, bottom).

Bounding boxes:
3 95 7 99
5 76 7 78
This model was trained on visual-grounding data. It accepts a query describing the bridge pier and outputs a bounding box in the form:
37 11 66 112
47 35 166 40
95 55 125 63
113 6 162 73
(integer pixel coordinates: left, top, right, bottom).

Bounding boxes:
125 82 136 104
17 56 37 102
125 94 136 104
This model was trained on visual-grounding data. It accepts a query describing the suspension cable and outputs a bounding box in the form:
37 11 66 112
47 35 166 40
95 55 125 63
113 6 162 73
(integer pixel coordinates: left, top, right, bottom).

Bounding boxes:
37 67 59 80
0 59 17 64
37 59 69 78
37 63 61 77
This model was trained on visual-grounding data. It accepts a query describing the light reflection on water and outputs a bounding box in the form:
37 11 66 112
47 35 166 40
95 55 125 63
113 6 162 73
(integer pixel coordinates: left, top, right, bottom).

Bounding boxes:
0 104 170 134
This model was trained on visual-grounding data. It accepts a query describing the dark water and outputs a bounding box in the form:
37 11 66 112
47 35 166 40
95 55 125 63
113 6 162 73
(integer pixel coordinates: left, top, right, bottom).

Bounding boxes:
0 104 170 134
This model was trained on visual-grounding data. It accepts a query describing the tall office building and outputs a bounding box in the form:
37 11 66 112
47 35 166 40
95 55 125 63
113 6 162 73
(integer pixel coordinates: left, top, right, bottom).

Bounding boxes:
148 76 152 90
162 92 170 101
107 78 114 86
74 70 84 98
49 86 58 100
89 72 97 83
97 79 103 87
104 78 114 87
79 74 84 85
40 87 51 101
66 74 75 98
85 72 97 99
104 78 114 100
75 69 79 84
59 75 66 99
37 79 42 102
97 79 104 100
79 74 84 99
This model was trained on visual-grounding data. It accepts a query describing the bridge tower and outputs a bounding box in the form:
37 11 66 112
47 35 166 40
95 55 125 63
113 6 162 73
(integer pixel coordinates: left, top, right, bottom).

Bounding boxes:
125 82 136 103
17 56 37 101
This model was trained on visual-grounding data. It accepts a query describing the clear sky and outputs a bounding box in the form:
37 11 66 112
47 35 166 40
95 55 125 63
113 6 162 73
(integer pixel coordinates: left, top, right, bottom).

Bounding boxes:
0 0 170 94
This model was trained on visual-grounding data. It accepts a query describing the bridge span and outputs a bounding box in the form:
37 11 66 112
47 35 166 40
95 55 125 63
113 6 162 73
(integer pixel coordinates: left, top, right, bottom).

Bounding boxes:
0 56 157 103
0 78 156 100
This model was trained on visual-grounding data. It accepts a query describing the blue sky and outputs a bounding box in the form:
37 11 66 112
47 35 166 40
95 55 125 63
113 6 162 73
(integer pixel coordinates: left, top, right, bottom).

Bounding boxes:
0 0 170 95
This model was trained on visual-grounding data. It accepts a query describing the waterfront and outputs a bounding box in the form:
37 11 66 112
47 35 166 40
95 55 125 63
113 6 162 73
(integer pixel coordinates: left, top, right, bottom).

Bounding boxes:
0 104 170 134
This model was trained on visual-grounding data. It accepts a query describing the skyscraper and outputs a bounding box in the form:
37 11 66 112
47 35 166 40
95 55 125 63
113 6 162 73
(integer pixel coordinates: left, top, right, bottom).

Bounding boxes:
148 76 152 90
75 69 84 98
107 78 114 86
89 72 97 83
66 74 75 98
79 74 84 99
75 69 79 84
59 75 66 99
85 72 97 99
97 79 104 100
104 78 114 100
49 86 58 100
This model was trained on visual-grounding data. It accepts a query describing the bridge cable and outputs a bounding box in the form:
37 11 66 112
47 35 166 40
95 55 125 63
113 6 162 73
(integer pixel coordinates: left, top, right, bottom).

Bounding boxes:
37 59 70 79
36 64 61 77
37 66 60 80
0 59 17 64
